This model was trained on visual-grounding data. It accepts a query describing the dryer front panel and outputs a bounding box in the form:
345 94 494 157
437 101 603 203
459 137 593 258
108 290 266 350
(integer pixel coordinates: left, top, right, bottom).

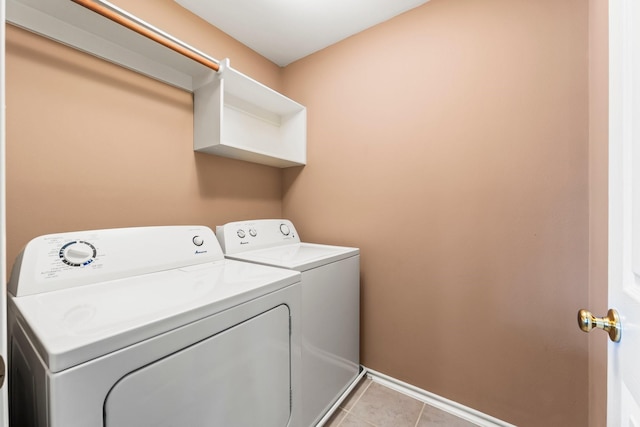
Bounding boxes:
103 304 291 427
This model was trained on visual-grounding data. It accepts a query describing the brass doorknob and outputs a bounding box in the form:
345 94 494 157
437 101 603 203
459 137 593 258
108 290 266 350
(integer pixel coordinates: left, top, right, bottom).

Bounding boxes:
577 309 621 343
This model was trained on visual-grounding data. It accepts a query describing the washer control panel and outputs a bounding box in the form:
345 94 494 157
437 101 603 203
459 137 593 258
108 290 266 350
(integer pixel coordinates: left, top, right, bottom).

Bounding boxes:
216 219 300 255
9 226 223 297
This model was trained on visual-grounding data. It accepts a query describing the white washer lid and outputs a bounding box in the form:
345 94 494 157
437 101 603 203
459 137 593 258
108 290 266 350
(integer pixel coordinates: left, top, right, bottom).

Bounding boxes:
227 242 359 272
10 260 300 373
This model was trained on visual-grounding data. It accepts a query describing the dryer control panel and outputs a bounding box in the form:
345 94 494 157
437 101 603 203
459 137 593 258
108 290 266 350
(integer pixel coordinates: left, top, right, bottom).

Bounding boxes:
9 226 223 297
216 219 300 255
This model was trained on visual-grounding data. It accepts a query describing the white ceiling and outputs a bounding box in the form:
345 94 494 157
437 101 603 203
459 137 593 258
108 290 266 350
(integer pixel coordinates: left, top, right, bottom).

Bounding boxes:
174 0 429 67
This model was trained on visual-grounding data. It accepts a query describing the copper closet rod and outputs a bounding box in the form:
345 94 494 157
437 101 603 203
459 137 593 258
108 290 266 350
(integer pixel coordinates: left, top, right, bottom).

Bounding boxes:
71 0 220 72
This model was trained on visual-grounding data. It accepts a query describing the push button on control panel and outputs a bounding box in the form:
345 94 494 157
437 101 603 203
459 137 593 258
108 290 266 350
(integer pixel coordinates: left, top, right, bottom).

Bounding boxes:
279 224 291 236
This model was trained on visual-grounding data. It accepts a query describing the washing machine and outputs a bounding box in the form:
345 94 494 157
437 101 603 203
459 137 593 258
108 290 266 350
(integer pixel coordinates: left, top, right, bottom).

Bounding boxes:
216 219 360 427
7 225 302 427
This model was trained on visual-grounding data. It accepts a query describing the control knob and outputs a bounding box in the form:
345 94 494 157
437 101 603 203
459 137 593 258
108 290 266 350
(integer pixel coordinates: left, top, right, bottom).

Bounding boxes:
60 241 97 267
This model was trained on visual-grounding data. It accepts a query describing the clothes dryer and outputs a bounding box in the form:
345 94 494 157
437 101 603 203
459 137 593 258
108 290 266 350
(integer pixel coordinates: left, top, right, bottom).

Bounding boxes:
216 219 360 427
8 226 302 427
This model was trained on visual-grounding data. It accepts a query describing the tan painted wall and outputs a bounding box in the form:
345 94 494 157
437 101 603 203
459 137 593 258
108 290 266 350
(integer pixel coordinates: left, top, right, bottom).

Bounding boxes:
5 0 284 268
282 1 590 425
588 1 608 426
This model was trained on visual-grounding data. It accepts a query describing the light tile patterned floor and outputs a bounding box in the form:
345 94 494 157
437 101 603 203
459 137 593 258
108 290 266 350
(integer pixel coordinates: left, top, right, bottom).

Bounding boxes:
324 378 479 427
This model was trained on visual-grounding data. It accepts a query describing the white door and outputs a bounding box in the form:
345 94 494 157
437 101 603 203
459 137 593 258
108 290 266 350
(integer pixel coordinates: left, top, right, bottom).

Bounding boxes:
607 0 640 424
0 0 8 425
104 305 292 427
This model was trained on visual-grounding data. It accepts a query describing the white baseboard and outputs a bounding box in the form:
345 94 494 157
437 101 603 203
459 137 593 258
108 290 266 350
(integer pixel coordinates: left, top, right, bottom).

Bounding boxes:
316 366 368 427
365 368 517 427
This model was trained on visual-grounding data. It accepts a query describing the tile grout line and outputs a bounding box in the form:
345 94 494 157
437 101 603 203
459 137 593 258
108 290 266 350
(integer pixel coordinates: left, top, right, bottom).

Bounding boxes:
336 378 374 427
336 378 483 427
413 402 426 427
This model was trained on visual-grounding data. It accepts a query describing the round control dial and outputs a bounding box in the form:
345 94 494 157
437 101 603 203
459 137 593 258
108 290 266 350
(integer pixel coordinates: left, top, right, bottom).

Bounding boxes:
237 229 246 239
249 228 257 237
279 224 291 236
59 241 97 267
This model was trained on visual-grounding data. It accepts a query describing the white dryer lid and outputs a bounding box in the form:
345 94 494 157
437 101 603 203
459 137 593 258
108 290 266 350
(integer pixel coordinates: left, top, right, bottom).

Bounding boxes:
10 260 300 373
227 242 359 272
